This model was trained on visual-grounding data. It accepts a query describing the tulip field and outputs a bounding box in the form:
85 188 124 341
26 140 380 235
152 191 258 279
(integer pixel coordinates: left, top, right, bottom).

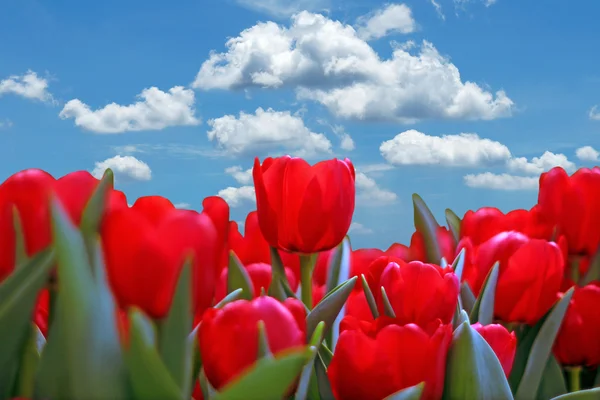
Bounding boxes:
1 156 600 400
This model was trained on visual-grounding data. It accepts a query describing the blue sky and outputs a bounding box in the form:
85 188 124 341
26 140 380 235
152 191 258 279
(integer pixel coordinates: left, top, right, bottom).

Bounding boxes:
1 0 600 250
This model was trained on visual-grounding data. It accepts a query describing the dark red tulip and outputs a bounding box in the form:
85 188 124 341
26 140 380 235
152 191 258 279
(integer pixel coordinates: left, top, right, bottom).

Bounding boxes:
253 156 355 253
199 296 306 390
34 289 50 337
214 262 298 302
472 323 517 377
329 317 452 400
409 227 456 264
466 231 564 325
554 284 600 366
538 167 600 255
101 198 219 319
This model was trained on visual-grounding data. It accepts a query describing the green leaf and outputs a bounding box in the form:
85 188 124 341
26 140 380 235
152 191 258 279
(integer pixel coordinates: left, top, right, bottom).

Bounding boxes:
381 286 396 318
257 320 273 359
295 323 324 400
127 309 182 399
268 246 298 302
594 367 600 388
443 321 514 400
514 288 575 400
215 288 245 309
550 388 600 400
315 352 335 400
326 236 351 294
445 208 461 244
35 202 127 400
12 206 28 266
318 343 333 367
537 356 567 400
460 283 476 314
451 248 466 282
360 274 379 319
228 250 253 300
212 347 313 400
580 246 600 286
0 248 54 395
384 382 425 400
306 277 357 341
80 168 114 259
158 257 194 397
412 193 442 264
13 324 44 398
190 334 203 399
470 262 499 325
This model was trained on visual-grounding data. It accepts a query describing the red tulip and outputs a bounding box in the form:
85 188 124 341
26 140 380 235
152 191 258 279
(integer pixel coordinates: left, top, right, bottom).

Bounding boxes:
377 261 459 330
538 167 600 255
554 284 600 366
329 317 452 400
385 243 413 261
253 156 355 253
34 289 50 337
202 196 230 271
472 323 517 377
349 248 385 289
214 262 298 302
199 296 306 390
466 231 564 325
409 227 456 264
101 197 219 319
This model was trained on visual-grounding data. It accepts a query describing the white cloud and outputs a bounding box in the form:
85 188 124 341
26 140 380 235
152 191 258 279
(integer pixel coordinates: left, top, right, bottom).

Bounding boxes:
355 4 416 41
0 71 54 103
234 0 329 17
217 186 256 207
589 105 600 121
193 12 513 122
355 172 397 205
507 151 576 175
464 173 537 191
113 143 215 158
207 107 332 157
174 202 191 209
358 163 395 173
92 155 152 182
429 0 445 19
380 129 511 167
60 86 200 133
576 146 600 162
349 222 374 235
455 0 497 9
0 119 13 130
225 165 253 185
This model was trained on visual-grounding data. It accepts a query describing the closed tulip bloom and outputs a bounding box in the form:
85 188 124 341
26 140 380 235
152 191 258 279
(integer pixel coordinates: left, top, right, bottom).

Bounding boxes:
409 227 457 264
329 318 452 400
199 296 306 390
253 156 355 253
538 167 600 255
468 231 564 325
101 198 219 319
202 196 230 271
472 323 517 377
554 284 600 366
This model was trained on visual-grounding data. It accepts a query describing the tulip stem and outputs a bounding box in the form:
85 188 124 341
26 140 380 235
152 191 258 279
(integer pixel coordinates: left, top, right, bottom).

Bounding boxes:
568 366 582 392
299 254 316 310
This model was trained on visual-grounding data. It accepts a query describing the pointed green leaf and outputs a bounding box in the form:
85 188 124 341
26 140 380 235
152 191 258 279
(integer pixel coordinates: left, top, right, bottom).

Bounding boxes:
384 382 425 400
412 193 442 264
550 388 600 400
319 343 333 367
215 288 244 309
451 248 466 282
381 286 396 318
268 246 298 301
0 248 53 394
537 356 567 400
295 324 324 400
326 236 351 294
361 274 379 319
212 347 312 400
80 169 114 260
445 208 461 243
470 262 499 325
460 283 476 314
257 320 273 359
12 206 28 266
228 250 253 300
306 277 357 340
443 321 514 400
515 288 574 400
35 204 127 399
315 352 335 400
158 257 194 397
190 334 203 400
580 246 600 286
13 324 44 398
594 367 600 388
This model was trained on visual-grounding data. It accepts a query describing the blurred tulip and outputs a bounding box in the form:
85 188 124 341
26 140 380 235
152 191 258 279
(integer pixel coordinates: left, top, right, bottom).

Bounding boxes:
472 323 517 377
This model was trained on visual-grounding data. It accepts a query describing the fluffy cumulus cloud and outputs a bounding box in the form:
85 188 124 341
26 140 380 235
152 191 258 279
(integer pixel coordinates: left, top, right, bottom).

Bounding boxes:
0 70 54 103
355 3 416 41
193 12 513 122
355 172 397 205
92 155 152 182
60 86 200 133
217 186 256 207
464 173 537 190
348 222 374 235
576 146 600 162
507 151 576 175
225 166 253 185
380 129 511 167
207 107 332 157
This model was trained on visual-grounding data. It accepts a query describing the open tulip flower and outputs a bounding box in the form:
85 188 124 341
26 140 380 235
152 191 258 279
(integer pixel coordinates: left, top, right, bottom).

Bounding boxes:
1 162 600 400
